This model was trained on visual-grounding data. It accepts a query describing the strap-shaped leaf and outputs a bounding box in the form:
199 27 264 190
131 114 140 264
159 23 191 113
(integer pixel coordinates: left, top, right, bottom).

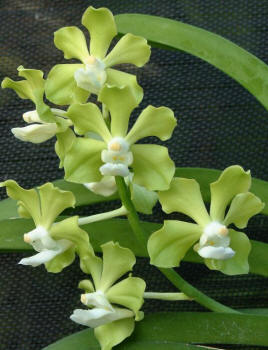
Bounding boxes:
42 312 268 349
115 14 268 112
1 218 268 278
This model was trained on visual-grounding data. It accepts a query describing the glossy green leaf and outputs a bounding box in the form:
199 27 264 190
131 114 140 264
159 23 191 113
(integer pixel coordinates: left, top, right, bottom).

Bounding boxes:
1 167 266 221
42 312 268 349
1 217 268 277
115 14 268 111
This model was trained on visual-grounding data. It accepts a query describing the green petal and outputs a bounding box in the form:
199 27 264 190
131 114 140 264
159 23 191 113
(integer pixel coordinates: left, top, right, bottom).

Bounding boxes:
148 220 202 268
98 85 139 137
205 229 251 275
2 66 55 123
82 6 117 59
126 105 177 145
104 33 150 68
106 68 143 104
210 165 251 222
1 180 41 226
45 64 90 105
54 26 90 62
106 276 145 317
78 279 95 293
130 183 158 214
45 246 75 273
55 128 76 168
158 177 211 226
66 103 111 142
50 216 91 254
64 137 106 183
37 183 75 228
131 144 175 191
1 77 34 101
99 241 136 292
95 318 135 350
224 192 265 229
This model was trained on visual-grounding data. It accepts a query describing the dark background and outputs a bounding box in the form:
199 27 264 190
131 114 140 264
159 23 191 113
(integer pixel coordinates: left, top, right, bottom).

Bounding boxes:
0 1 268 349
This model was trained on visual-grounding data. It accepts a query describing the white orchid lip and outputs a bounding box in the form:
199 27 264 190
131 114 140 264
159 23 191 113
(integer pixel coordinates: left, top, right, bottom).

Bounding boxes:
100 137 133 177
74 56 107 94
12 123 58 144
196 221 235 260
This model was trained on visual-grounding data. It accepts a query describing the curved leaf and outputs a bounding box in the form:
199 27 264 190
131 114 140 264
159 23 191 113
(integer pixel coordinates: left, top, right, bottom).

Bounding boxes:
42 312 268 349
1 218 267 277
115 14 268 112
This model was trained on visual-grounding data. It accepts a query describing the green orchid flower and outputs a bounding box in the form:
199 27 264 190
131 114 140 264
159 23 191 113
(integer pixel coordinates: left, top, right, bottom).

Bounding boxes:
63 84 176 191
70 241 146 350
0 180 89 273
45 6 150 105
1 66 70 143
148 165 265 275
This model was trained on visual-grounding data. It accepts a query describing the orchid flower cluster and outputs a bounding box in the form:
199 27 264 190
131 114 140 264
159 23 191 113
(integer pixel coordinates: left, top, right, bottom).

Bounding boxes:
1 6 265 350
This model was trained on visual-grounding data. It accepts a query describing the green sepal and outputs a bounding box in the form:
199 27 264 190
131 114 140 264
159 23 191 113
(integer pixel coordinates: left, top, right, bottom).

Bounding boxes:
106 68 143 104
64 137 106 184
45 246 76 273
224 192 265 229
104 33 151 68
82 6 117 59
0 180 40 226
1 180 74 229
54 26 90 62
159 177 211 227
106 276 145 318
45 64 90 105
78 279 95 293
98 85 139 137
55 128 76 168
99 241 136 292
126 105 177 145
94 317 135 350
210 165 251 222
66 103 111 143
50 216 93 255
148 220 202 268
131 144 175 191
205 229 251 275
130 182 158 214
2 66 55 123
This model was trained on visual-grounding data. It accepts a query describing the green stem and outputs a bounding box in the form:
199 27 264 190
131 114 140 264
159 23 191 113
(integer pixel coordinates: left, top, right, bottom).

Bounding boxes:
159 268 240 314
115 176 240 314
144 292 192 301
78 206 128 226
115 177 148 252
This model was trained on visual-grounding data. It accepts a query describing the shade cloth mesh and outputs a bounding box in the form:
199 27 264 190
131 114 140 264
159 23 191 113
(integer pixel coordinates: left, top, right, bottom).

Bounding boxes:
0 1 268 349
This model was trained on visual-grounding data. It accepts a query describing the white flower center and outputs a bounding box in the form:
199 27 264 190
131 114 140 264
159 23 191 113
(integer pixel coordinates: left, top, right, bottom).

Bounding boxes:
100 137 133 177
195 222 235 260
24 226 57 251
74 56 107 94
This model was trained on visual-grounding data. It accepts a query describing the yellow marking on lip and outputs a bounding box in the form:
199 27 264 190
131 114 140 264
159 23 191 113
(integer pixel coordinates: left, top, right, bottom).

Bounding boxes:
24 234 31 243
86 56 96 65
110 142 121 151
112 156 118 161
219 226 228 236
81 294 87 304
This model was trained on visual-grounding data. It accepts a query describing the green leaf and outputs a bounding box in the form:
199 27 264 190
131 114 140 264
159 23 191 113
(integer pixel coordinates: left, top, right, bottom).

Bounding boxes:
42 312 268 349
1 218 268 277
1 167 266 221
115 14 268 112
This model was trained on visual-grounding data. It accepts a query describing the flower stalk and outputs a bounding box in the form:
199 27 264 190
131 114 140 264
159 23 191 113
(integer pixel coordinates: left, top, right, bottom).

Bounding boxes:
78 206 128 226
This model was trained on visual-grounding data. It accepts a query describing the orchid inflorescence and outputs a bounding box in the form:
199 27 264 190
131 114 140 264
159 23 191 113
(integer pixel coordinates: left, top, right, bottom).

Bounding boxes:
0 6 265 350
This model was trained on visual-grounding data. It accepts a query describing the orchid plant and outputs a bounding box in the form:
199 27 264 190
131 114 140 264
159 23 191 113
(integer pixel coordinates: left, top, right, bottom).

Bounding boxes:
1 5 267 350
